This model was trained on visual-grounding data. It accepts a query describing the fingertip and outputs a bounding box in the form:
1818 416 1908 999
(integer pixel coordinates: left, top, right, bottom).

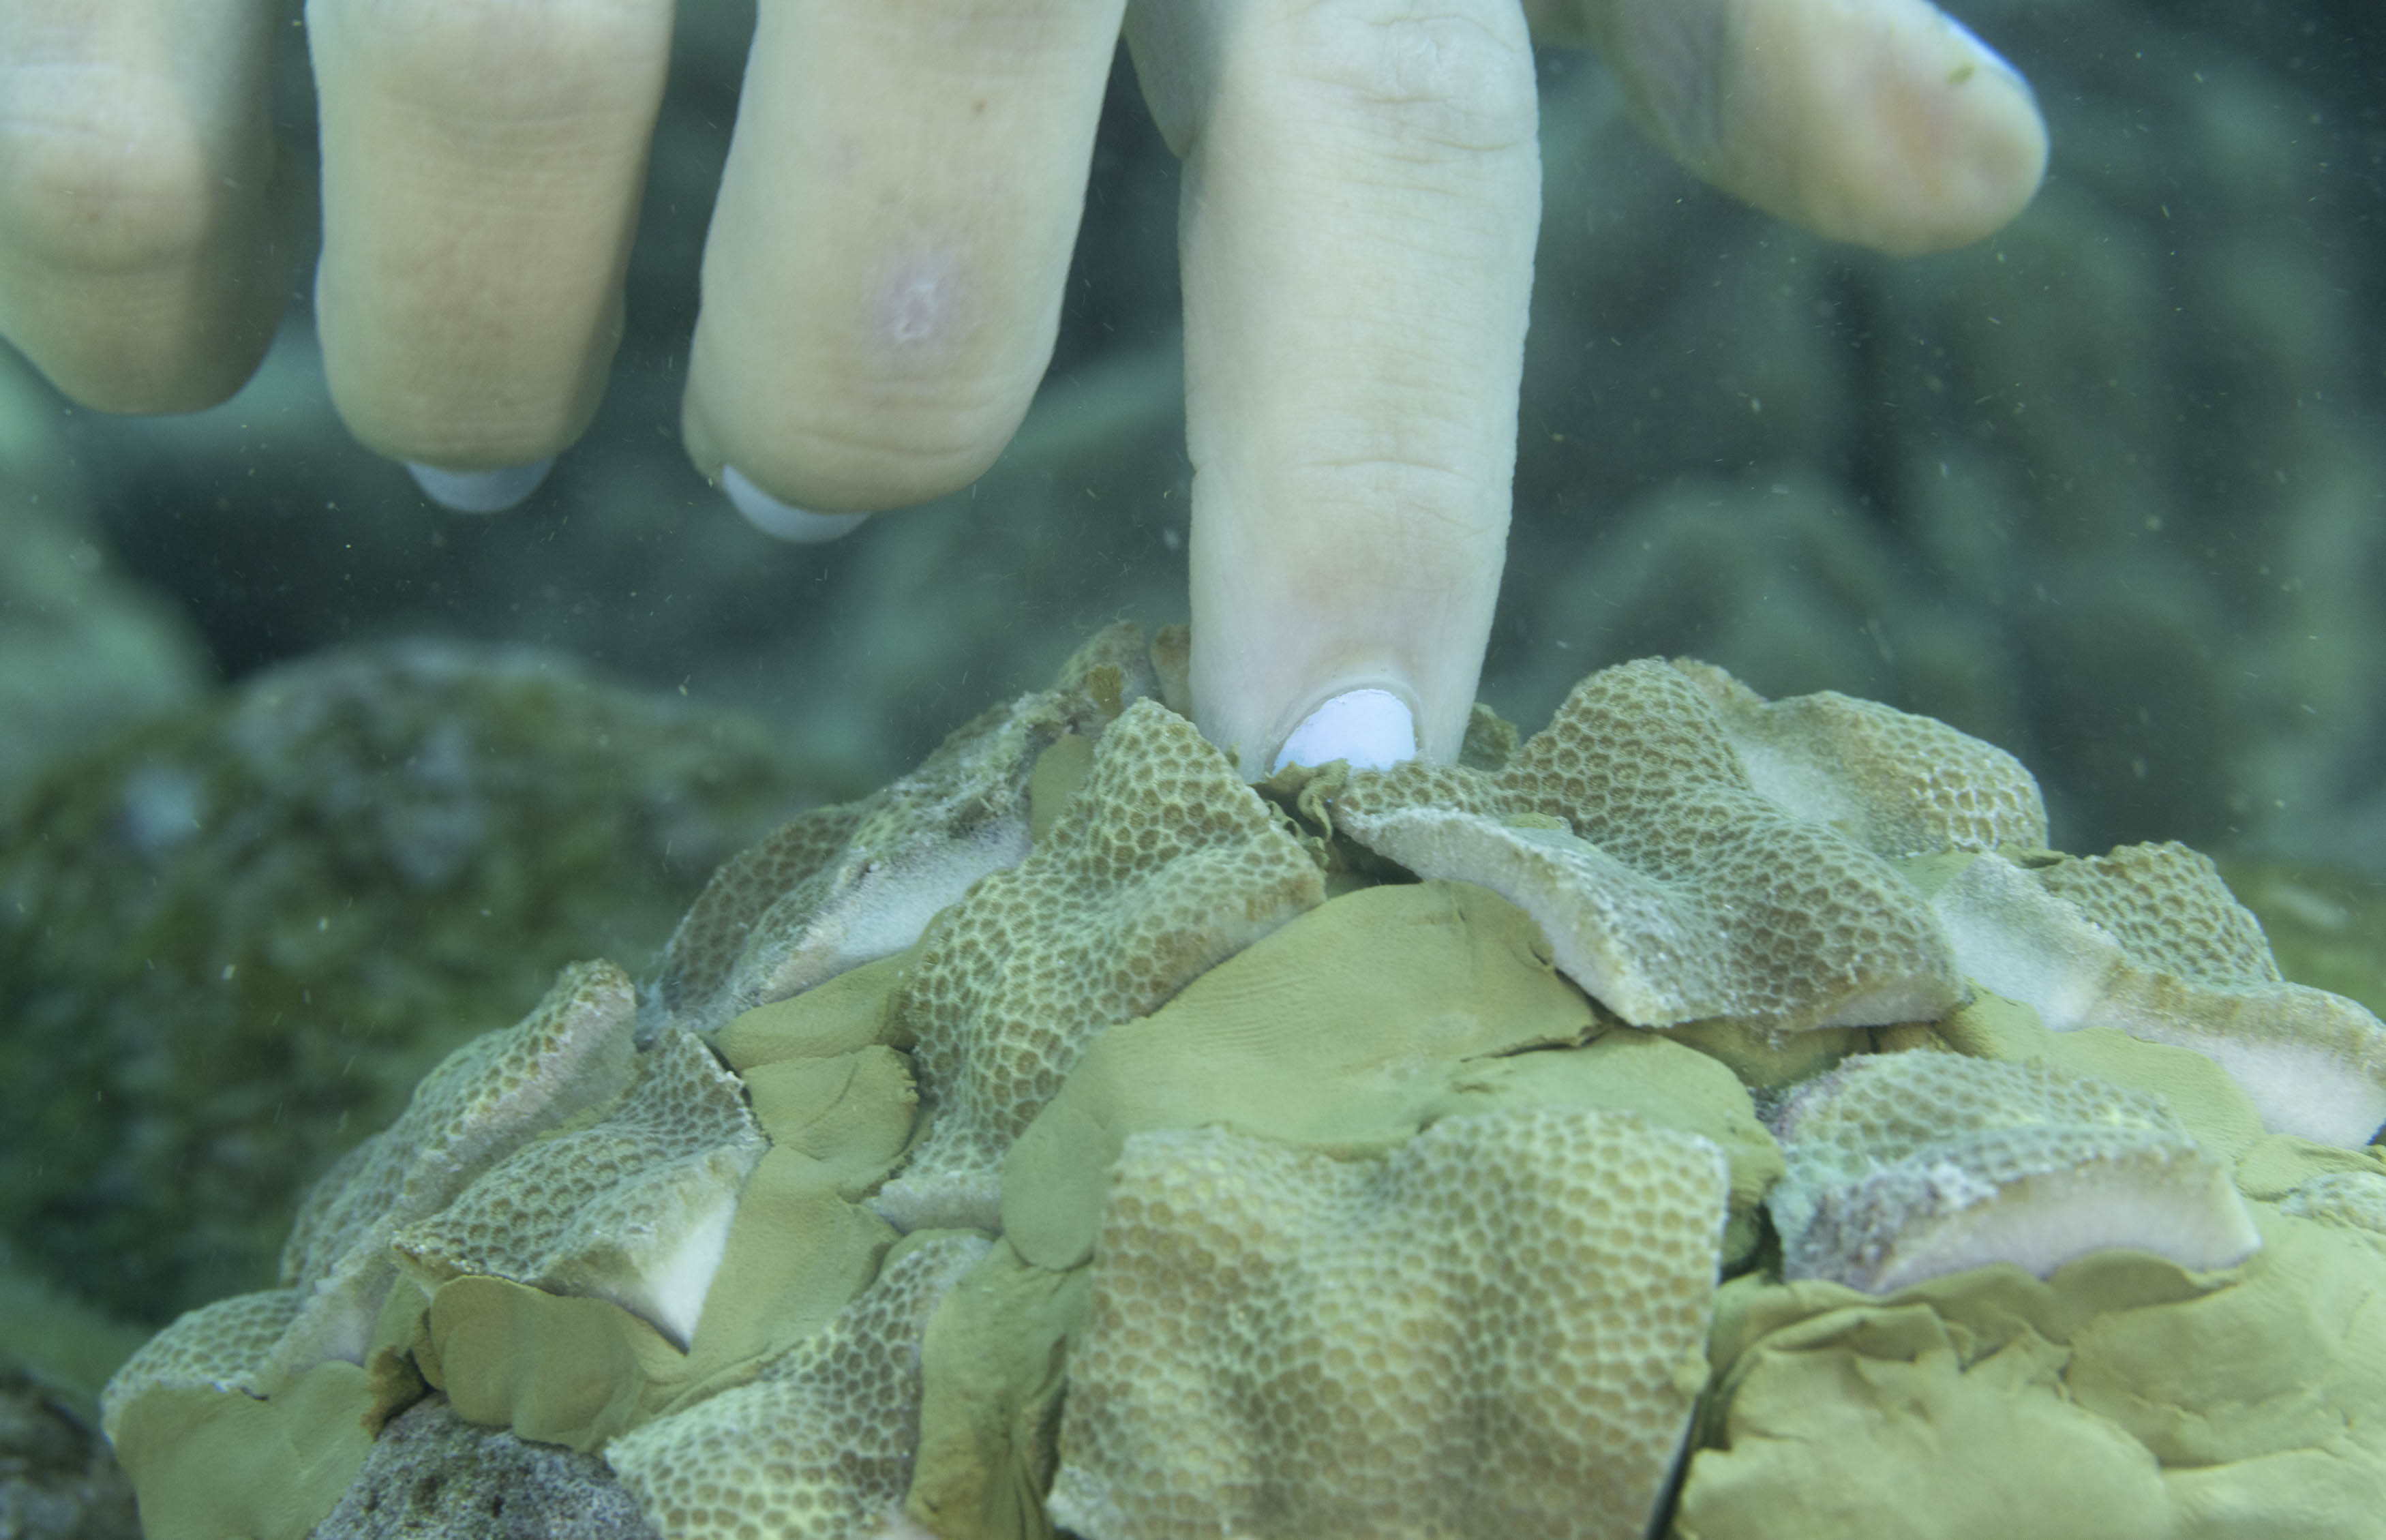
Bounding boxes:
1270 689 1420 775
1905 7 2049 248
1747 0 2050 258
1603 0 2048 256
406 457 554 513
309 0 665 472
721 465 871 543
1937 12 2034 105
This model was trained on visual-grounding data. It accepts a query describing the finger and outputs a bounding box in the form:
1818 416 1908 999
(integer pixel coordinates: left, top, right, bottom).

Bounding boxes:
0 0 290 412
1535 0 2045 255
1128 0 1540 776
307 0 673 471
682 0 1127 517
406 457 554 513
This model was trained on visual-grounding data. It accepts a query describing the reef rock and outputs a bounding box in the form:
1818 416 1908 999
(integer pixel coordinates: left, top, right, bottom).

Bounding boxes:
98 629 2386 1540
315 1395 653 1540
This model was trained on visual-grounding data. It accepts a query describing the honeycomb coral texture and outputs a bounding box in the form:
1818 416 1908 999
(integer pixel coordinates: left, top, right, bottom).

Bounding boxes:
606 1235 988 1540
657 805 868 1023
1678 660 2047 856
1775 1053 2184 1176
2032 842 2280 988
1335 659 2029 1028
99 1288 304 1436
654 621 1164 1038
2278 1170 2386 1235
280 960 638 1290
95 642 2386 1540
1048 1110 1727 1540
1768 1053 2256 1290
390 1026 766 1344
881 700 1323 1205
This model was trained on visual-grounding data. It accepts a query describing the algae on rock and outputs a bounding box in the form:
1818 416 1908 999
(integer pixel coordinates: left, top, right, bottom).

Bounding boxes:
0 640 818 1325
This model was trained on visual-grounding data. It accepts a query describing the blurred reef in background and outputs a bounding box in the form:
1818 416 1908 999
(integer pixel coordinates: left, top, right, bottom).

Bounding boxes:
0 1 2381 1533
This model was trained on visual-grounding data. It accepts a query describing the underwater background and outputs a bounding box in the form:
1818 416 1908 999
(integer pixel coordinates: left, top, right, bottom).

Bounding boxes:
1 0 2382 1531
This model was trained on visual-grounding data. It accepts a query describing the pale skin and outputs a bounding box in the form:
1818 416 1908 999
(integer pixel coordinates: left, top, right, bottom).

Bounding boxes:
0 0 2045 778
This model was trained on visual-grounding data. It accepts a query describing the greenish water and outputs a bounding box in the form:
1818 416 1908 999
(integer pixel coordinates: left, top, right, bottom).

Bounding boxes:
0 3 2381 1534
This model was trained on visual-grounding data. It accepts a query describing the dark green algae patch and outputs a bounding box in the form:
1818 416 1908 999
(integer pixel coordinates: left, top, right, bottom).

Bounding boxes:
0 639 818 1325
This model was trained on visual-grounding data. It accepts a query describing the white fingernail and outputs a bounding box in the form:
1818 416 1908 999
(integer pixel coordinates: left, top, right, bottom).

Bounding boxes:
405 458 554 514
1941 12 2032 99
1271 689 1418 774
722 465 869 543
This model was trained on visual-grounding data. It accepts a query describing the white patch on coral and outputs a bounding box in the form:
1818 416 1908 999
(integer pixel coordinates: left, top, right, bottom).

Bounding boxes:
1348 804 1961 1029
858 1505 940 1540
1823 1158 2262 1293
1934 852 2123 1029
606 1185 740 1352
2136 1029 2386 1148
748 816 1031 1007
1938 851 2386 1146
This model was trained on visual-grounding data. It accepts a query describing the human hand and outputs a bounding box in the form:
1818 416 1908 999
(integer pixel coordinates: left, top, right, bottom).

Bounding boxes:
0 0 2044 779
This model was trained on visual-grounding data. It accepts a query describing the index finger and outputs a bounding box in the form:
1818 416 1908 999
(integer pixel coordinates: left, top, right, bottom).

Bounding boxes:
1130 0 1542 776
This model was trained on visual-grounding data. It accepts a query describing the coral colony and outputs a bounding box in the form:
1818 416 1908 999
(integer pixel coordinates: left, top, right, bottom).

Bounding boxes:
106 627 2386 1539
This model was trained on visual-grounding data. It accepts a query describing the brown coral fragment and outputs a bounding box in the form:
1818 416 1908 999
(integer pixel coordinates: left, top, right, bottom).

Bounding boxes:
1934 844 2386 1144
605 1232 988 1540
390 1027 768 1350
262 961 640 1378
652 624 1162 1038
1047 1111 1727 1540
1336 659 1997 1030
1768 1053 2260 1292
873 698 1326 1228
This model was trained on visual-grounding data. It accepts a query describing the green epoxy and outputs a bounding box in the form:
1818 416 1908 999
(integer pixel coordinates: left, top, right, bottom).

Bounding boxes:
907 1240 1089 1540
1680 1209 2386 1538
1002 879 1600 1271
110 1359 376 1540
